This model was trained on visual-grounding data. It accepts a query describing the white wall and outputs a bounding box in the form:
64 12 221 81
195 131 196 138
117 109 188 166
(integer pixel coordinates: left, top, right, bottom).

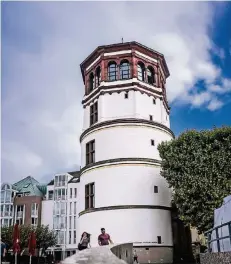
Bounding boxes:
66 182 79 247
78 209 173 247
82 91 170 131
81 125 172 167
78 164 171 212
41 200 54 229
79 76 173 249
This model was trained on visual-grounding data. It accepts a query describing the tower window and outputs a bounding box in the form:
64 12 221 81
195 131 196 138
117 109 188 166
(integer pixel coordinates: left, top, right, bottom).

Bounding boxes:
147 66 155 85
86 140 95 165
137 62 145 81
96 66 101 87
89 72 95 92
120 60 130 80
153 98 156 104
108 62 117 81
151 139 155 146
85 183 95 209
154 186 158 193
124 92 128 99
149 115 153 121
90 101 98 126
157 236 162 244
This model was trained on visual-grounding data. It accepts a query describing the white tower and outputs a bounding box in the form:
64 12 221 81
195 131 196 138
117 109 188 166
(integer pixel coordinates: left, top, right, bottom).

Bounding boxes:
77 42 174 263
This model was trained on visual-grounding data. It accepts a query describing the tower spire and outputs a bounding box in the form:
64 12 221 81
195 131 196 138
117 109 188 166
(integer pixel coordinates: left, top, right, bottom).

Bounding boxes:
121 37 123 43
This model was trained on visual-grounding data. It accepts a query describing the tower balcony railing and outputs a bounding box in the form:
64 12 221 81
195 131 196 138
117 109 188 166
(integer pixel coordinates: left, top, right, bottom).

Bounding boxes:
205 220 231 252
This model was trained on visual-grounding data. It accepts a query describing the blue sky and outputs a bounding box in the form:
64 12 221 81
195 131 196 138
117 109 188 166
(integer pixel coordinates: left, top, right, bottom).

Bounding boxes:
2 2 231 183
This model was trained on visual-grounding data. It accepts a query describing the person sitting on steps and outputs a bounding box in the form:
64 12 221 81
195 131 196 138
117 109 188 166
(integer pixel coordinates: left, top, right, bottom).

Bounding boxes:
78 232 91 251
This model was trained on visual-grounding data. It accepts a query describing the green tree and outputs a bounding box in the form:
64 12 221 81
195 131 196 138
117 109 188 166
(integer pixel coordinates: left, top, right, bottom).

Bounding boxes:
1 225 57 251
158 127 231 233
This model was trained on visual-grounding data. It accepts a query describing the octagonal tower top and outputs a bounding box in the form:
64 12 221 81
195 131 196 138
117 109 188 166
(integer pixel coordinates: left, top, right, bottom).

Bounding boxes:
80 41 170 111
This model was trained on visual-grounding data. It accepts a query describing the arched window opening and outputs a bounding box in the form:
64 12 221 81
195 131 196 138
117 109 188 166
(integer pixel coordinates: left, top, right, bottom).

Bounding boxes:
95 67 101 87
120 60 130 80
137 62 145 81
108 62 117 81
89 73 95 92
147 66 155 85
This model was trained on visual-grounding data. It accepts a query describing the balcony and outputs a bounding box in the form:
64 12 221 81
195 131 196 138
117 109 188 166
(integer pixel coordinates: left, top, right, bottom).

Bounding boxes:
1 212 13 217
55 195 66 201
31 210 38 216
16 211 23 218
54 182 66 187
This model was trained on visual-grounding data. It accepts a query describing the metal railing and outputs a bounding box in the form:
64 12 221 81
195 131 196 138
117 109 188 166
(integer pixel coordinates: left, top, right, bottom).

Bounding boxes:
205 220 231 252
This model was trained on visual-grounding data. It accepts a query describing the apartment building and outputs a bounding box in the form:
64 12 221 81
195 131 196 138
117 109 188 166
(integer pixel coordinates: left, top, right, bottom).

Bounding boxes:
41 171 80 258
1 176 46 227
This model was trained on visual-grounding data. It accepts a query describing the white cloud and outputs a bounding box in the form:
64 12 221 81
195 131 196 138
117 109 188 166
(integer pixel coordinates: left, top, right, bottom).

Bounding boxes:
209 78 231 94
2 2 230 182
207 98 224 111
191 92 212 107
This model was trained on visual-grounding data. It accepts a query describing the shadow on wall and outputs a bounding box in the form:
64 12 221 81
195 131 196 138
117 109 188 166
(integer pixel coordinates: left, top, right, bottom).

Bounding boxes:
110 243 133 264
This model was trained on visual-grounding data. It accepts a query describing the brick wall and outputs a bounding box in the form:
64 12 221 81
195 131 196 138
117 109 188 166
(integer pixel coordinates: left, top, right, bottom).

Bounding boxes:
14 196 43 225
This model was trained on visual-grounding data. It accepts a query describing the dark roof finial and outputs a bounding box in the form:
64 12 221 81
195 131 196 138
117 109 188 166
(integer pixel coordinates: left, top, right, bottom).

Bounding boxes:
122 37 123 43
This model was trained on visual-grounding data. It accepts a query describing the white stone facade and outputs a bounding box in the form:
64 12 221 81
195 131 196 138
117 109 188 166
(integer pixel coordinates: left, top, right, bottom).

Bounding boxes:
78 43 173 249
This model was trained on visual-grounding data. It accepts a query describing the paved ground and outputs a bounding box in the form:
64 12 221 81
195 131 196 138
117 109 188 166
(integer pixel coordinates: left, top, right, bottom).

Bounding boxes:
62 246 128 264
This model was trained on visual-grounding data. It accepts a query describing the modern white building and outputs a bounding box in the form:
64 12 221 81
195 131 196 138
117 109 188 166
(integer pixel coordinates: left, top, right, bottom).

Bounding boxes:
41 172 80 258
40 41 175 263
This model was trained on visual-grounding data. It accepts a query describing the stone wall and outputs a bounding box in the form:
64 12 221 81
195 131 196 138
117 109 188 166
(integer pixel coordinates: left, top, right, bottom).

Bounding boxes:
110 243 133 264
200 252 231 264
134 246 173 264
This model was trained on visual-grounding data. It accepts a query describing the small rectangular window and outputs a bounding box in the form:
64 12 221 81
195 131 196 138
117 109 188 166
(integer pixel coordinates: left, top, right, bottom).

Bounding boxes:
70 188 72 199
48 190 53 200
32 217 38 226
149 115 153 121
85 183 95 210
151 139 155 146
157 236 162 244
153 98 156 104
69 231 72 244
124 92 128 99
90 102 98 126
74 188 77 198
86 140 95 165
154 186 158 193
